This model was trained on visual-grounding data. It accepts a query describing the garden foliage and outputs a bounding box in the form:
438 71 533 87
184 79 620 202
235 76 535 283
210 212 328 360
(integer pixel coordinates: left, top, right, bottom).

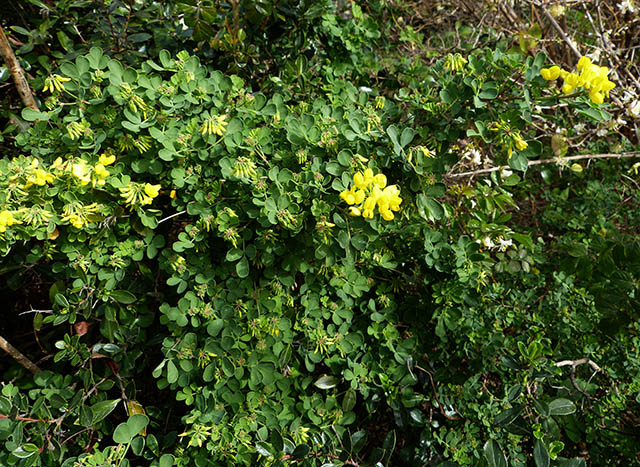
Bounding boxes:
1 1 640 466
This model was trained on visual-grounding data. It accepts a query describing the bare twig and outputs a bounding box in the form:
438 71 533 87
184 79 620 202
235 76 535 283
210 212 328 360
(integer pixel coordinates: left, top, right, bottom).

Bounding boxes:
555 358 602 372
415 364 463 420
0 335 42 374
555 358 602 398
448 151 640 178
158 210 187 225
0 414 57 423
535 1 582 59
0 25 38 110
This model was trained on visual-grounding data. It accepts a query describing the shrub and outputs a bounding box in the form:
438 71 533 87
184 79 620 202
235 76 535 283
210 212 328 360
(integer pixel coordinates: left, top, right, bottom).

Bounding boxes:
1 2 640 466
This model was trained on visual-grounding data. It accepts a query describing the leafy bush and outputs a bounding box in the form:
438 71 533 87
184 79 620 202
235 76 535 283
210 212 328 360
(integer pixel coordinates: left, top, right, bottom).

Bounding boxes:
1 1 640 466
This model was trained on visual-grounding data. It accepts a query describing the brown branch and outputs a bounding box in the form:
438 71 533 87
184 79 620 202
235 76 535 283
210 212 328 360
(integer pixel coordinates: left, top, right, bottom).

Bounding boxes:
0 335 42 374
556 358 602 398
448 151 640 178
0 25 38 110
0 414 56 423
415 364 463 420
555 358 602 373
531 0 581 59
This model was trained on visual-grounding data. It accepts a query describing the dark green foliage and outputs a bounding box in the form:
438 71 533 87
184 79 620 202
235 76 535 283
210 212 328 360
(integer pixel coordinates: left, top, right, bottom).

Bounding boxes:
1 1 639 466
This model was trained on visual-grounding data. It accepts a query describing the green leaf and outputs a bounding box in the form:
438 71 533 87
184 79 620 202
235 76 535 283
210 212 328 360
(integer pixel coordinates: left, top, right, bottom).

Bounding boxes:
131 435 145 456
495 405 524 427
113 414 148 445
351 234 368 250
207 319 224 337
508 152 529 172
483 440 507 467
236 256 249 278
549 398 576 416
91 399 121 425
400 128 415 147
226 248 243 262
166 360 178 384
342 388 356 412
255 442 274 457
576 107 611 122
386 125 402 154
54 293 69 308
534 440 550 467
534 400 550 417
0 396 11 414
159 454 175 467
26 0 50 10
558 458 586 467
337 150 352 166
21 108 50 122
291 444 310 459
57 31 73 52
12 444 39 459
479 81 498 99
128 33 152 43
110 290 136 304
127 414 149 437
113 422 132 445
314 375 339 389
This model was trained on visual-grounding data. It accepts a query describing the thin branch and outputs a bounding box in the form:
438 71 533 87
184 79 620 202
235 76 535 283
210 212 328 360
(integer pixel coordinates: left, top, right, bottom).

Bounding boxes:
415 364 463 421
535 1 582 59
0 335 42 374
0 25 38 110
158 210 187 225
0 414 57 423
448 151 640 178
555 358 602 373
555 358 602 398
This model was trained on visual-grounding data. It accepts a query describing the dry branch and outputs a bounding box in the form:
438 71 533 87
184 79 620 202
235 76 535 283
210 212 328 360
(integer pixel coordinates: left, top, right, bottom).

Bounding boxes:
0 335 42 374
448 151 640 178
0 24 38 110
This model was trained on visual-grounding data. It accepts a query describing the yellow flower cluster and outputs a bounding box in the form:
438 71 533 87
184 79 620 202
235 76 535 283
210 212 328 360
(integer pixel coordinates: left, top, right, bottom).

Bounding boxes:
0 210 21 233
71 153 116 187
43 74 71 93
24 159 55 187
119 182 161 207
541 56 616 105
340 168 402 221
200 114 228 136
61 202 99 229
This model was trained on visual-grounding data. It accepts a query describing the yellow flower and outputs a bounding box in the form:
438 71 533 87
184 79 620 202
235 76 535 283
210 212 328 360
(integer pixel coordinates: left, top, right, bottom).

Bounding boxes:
72 161 91 185
51 157 64 171
374 173 387 188
353 189 366 204
144 183 161 198
170 189 177 199
0 210 21 233
27 168 54 186
43 74 71 93
540 65 561 81
94 164 109 179
340 190 356 205
576 56 592 72
543 56 615 105
589 90 604 105
514 136 528 151
201 114 228 136
98 153 116 166
340 169 402 221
